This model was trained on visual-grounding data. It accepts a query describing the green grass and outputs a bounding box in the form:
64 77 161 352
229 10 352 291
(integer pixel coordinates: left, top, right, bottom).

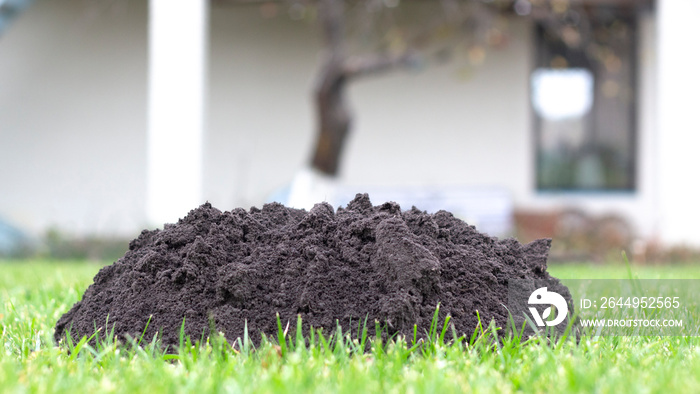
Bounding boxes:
549 262 700 279
2 260 700 393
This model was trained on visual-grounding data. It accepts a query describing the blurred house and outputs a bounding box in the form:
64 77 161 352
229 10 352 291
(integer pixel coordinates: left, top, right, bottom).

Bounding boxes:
0 0 698 249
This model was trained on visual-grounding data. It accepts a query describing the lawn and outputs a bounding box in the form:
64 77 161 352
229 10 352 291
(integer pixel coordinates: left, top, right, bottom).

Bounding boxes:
2 260 700 393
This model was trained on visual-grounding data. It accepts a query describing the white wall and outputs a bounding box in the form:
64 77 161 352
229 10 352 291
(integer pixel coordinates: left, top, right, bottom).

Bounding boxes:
207 5 319 209
656 0 700 245
344 22 532 194
0 0 148 237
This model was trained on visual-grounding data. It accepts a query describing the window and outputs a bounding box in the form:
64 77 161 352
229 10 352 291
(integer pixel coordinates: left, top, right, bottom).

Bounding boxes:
532 12 636 191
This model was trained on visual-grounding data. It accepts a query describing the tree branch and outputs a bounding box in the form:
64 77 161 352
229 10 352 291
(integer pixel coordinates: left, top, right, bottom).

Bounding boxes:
342 50 417 79
319 0 344 49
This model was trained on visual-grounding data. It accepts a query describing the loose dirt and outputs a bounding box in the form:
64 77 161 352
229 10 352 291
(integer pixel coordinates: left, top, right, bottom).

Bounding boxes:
55 194 570 348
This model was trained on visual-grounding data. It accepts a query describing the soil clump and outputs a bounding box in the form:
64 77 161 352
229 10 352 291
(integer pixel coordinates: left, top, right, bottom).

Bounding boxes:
55 194 570 348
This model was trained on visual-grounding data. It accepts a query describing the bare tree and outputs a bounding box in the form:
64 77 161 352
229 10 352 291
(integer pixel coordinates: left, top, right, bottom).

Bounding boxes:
222 0 648 185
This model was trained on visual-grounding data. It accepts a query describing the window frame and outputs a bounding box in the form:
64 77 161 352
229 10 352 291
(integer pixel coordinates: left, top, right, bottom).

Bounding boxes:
531 12 639 193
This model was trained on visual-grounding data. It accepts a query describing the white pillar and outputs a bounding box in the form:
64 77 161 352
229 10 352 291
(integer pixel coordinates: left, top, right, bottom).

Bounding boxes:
656 0 700 245
147 0 208 225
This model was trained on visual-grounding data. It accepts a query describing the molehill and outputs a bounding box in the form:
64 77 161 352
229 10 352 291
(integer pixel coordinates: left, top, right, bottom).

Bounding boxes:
55 194 569 348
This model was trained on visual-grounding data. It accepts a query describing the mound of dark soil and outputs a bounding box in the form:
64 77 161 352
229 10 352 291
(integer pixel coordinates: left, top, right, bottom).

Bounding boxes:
55 194 569 348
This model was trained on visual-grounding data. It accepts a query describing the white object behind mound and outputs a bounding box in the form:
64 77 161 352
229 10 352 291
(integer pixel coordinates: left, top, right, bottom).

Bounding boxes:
278 168 513 237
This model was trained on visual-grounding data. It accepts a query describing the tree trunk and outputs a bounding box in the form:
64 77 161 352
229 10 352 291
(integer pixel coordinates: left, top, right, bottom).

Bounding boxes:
311 61 351 176
310 0 350 177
